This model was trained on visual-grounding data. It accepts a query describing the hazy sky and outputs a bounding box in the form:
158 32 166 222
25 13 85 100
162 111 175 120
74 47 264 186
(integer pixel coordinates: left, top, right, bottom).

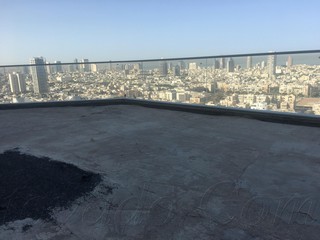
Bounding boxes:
0 0 319 64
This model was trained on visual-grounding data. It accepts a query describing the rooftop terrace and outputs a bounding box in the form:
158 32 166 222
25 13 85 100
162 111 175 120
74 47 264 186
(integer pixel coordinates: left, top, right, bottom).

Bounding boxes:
0 102 320 239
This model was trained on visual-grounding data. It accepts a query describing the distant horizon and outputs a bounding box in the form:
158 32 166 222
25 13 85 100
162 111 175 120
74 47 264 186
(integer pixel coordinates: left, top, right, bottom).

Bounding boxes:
1 1 319 65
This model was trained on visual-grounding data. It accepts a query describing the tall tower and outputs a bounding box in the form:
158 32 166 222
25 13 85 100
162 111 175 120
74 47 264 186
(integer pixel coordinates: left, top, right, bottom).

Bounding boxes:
267 52 276 77
219 58 225 69
159 61 168 76
214 60 220 69
80 59 90 72
246 56 252 69
188 62 197 70
91 64 98 72
54 61 63 73
227 58 235 72
74 58 79 71
9 73 20 94
287 56 293 67
30 57 48 94
178 61 186 70
17 73 26 93
173 65 180 76
45 61 52 74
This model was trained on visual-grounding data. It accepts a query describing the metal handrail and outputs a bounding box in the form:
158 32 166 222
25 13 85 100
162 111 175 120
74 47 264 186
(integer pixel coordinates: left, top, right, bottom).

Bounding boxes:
1 49 320 68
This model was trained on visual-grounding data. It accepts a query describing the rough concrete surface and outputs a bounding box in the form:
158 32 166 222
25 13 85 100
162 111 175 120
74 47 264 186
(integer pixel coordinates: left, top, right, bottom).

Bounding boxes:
0 105 320 239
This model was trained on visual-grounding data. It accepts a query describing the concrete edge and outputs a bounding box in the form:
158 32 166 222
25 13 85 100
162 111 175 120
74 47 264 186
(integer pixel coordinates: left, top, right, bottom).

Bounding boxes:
0 98 319 127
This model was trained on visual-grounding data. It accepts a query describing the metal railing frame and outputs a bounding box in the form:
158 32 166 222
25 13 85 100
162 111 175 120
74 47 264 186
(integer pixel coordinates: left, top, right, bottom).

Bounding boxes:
1 49 319 68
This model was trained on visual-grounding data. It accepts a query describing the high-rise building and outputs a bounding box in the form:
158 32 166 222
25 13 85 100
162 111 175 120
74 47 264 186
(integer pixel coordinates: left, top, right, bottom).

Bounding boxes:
30 57 48 94
287 56 293 67
74 58 79 71
267 52 277 77
45 61 52 74
247 56 252 69
188 62 197 70
219 58 225 69
54 61 63 73
80 59 90 72
227 58 235 72
173 65 180 76
124 64 133 71
9 73 20 94
159 61 168 76
17 73 26 93
91 64 98 72
178 61 186 70
214 60 220 69
133 63 142 71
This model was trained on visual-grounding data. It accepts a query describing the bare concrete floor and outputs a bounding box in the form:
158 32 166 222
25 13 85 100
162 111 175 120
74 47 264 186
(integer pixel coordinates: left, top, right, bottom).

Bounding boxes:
0 105 320 240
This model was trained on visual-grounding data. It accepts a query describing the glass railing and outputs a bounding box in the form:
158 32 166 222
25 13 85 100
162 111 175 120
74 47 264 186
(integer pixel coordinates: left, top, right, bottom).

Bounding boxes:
0 50 320 115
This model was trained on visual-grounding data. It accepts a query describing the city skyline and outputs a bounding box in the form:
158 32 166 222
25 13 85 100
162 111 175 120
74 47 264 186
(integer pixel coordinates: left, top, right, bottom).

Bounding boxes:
1 51 320 115
0 1 319 65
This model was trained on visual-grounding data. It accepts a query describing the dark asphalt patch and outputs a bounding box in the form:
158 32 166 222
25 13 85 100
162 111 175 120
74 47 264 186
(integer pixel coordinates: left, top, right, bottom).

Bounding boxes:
0 149 102 225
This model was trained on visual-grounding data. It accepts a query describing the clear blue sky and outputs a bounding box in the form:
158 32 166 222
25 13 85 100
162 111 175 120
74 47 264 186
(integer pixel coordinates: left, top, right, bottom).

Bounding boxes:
0 0 319 64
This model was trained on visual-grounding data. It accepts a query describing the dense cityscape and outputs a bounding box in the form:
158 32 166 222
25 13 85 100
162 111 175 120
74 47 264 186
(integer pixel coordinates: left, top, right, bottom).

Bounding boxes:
0 54 320 115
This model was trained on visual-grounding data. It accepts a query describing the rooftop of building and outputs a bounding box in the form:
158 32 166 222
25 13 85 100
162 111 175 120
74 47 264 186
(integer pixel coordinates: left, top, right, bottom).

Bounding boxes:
296 97 320 107
1 101 320 239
